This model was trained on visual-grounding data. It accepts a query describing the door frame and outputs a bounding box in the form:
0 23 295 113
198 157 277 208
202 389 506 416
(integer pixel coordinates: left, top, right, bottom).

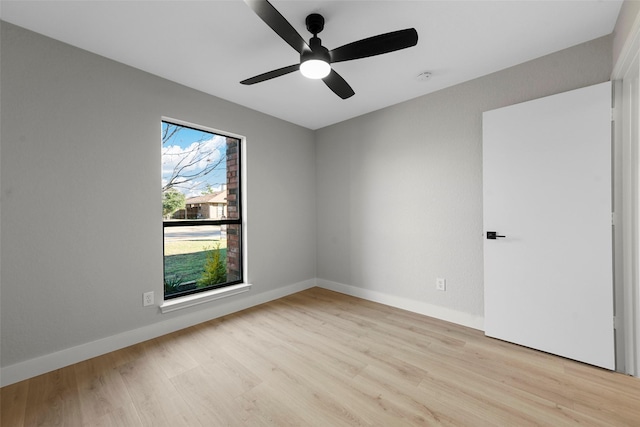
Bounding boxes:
612 11 640 377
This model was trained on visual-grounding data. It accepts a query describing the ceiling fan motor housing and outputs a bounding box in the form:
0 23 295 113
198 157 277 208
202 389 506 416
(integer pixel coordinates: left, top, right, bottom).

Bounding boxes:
301 36 330 64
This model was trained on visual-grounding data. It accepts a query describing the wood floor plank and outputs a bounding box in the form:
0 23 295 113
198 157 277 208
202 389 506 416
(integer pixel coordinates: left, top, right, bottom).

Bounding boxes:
2 287 639 426
23 368 83 426
238 382 327 427
0 380 28 426
84 402 142 427
73 354 136 423
117 355 201 426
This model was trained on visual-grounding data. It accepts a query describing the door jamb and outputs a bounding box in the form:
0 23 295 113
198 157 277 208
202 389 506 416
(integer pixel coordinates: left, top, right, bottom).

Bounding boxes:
612 10 640 377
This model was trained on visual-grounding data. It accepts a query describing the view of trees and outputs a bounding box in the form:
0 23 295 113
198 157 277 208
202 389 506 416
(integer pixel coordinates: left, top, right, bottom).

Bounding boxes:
161 122 226 195
162 121 231 298
162 188 186 218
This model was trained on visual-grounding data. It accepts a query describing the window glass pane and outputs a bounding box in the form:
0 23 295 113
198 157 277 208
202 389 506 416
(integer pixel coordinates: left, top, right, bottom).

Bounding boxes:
162 122 228 218
164 225 226 295
162 121 242 299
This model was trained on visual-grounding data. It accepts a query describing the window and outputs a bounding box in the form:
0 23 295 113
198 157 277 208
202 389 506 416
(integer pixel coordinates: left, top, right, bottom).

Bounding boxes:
162 120 242 300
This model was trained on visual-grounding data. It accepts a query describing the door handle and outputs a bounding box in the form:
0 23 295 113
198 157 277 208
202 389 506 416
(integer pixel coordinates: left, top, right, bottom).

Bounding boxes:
486 231 506 240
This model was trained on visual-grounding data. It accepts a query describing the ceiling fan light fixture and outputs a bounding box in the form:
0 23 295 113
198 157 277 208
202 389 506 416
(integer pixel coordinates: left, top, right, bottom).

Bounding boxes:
300 37 331 79
300 58 331 79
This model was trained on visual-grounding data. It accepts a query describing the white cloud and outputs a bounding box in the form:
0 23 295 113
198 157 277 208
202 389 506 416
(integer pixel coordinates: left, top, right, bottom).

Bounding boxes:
162 135 226 197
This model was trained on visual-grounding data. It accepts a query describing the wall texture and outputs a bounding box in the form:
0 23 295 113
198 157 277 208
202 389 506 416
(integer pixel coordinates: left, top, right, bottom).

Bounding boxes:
0 22 316 374
315 35 613 329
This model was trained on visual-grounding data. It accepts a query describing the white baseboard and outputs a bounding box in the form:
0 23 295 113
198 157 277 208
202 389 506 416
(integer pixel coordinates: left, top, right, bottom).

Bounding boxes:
316 279 484 331
0 279 316 387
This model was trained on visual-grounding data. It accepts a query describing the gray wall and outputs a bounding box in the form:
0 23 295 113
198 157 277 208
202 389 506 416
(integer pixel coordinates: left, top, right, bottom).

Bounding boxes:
316 36 613 326
0 22 316 368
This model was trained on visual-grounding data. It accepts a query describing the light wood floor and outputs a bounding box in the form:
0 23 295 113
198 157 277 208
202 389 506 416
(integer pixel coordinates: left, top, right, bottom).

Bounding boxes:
2 287 639 426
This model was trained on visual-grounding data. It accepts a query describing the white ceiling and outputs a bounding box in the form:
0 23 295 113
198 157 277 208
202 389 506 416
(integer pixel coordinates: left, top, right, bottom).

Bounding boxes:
0 0 623 130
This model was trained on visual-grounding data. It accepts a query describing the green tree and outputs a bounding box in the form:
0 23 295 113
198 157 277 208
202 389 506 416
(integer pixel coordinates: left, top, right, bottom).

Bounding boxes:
163 189 185 218
197 243 227 288
201 184 215 195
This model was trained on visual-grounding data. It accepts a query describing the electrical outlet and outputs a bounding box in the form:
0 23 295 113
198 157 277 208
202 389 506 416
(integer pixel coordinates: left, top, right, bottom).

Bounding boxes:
143 291 154 307
436 278 446 291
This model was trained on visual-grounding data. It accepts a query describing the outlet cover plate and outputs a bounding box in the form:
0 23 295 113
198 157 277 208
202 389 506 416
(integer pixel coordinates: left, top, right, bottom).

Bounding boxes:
143 291 154 306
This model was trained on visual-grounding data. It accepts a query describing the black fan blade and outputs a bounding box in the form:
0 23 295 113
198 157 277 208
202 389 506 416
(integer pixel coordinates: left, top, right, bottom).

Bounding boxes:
241 64 300 85
330 28 418 63
323 70 355 99
244 0 309 54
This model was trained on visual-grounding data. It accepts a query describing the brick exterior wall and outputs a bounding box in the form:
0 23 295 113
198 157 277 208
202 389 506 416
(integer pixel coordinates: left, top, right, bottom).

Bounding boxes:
226 137 241 281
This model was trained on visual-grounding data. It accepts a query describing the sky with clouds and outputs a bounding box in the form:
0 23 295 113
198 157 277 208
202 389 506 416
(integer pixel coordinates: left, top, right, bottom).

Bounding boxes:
161 123 227 198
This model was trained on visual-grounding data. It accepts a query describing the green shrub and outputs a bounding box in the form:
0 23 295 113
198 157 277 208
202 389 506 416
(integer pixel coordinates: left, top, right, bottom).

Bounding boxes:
197 243 227 288
164 275 182 292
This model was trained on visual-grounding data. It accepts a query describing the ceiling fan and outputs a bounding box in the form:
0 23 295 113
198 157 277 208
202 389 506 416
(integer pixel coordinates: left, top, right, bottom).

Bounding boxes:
240 0 419 99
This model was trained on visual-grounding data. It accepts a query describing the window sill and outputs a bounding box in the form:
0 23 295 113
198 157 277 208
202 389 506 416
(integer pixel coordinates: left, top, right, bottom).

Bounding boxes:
160 283 252 314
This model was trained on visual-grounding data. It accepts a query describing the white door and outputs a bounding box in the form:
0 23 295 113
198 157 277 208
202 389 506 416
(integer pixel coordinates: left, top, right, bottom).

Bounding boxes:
483 82 614 370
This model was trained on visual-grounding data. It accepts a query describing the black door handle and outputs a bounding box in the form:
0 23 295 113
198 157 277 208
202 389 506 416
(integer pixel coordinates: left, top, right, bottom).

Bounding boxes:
486 231 506 240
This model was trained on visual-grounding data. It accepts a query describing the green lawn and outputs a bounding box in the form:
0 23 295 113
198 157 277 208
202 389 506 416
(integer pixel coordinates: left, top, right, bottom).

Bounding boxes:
164 239 227 256
164 240 228 293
